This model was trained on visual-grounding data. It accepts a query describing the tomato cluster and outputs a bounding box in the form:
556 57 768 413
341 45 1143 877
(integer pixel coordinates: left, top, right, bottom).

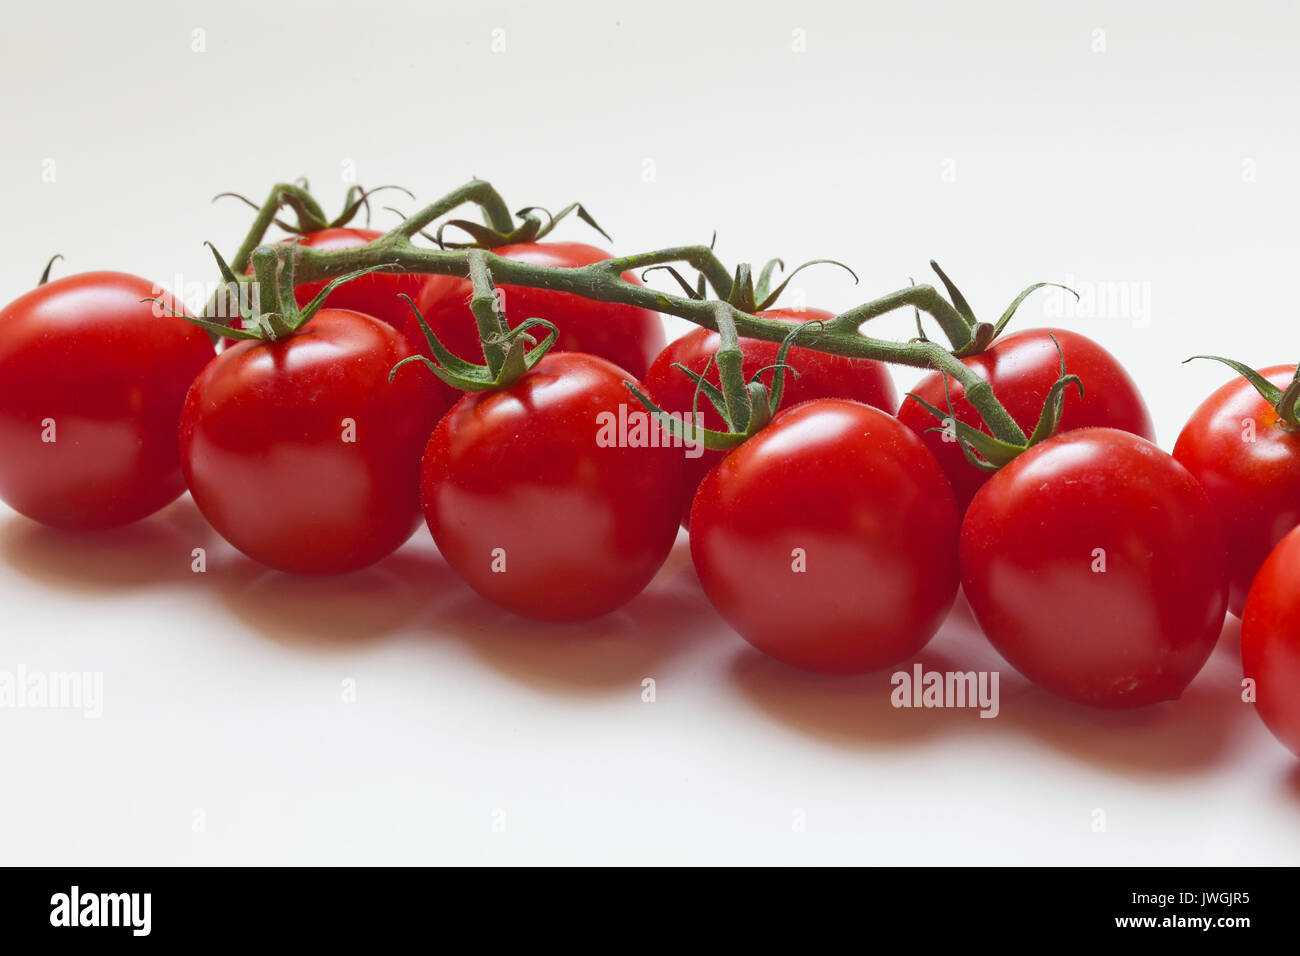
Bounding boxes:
0 196 1296 764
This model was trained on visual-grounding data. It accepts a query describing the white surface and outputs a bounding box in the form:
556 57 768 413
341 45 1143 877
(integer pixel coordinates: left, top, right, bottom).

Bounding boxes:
1 0 1299 865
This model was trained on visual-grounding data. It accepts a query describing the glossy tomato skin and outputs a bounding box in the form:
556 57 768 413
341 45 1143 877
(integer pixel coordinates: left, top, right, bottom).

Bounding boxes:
645 309 899 526
690 399 960 674
961 428 1228 708
408 242 665 382
181 310 447 575
1173 366 1300 618
898 329 1155 511
1242 526 1300 758
0 272 214 529
422 352 684 622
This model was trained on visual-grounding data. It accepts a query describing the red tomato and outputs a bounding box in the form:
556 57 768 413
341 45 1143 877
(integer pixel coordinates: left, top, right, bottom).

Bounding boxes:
689 399 960 674
421 352 684 621
644 308 899 525
1173 366 1300 618
0 272 214 529
181 309 447 575
408 242 665 382
961 428 1228 708
1242 526 1300 758
897 329 1154 511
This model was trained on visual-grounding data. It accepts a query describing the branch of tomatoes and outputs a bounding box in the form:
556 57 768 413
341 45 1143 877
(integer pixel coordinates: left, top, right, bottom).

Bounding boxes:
209 178 1083 451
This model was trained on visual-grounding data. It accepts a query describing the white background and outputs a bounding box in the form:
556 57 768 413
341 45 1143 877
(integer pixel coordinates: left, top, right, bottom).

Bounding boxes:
1 0 1298 864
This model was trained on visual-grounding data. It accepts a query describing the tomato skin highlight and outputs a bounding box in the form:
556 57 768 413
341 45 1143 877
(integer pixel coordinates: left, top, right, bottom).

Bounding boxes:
689 399 960 675
421 352 685 622
0 271 214 529
644 309 899 526
180 309 447 575
1242 526 1300 758
1173 366 1300 618
897 328 1155 511
408 241 666 383
961 428 1228 708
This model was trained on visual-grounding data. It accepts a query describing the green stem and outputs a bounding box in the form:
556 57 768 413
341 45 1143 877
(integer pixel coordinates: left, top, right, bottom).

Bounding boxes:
285 238 1025 443
712 303 752 431
390 178 514 240
232 180 1026 444
828 284 973 351
466 250 508 375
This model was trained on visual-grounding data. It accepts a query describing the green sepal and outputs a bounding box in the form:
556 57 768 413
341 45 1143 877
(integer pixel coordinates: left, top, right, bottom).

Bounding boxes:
391 295 559 392
623 382 752 452
291 263 400 333
906 392 1023 472
1185 355 1300 429
992 282 1077 337
929 260 976 327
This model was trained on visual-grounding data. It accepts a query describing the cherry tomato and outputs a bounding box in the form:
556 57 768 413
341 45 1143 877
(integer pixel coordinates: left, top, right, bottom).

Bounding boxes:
644 309 899 525
0 272 214 529
181 309 447 575
408 242 665 382
898 329 1155 511
422 352 684 621
961 428 1228 708
1173 366 1300 617
689 399 959 674
1242 526 1300 758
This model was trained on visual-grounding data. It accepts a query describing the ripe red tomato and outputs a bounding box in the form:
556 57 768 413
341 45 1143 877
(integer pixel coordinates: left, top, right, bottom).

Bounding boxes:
897 329 1154 511
1242 525 1300 758
408 242 665 382
421 352 684 621
1173 366 1300 618
181 309 448 575
689 399 959 674
961 428 1228 708
644 309 899 525
0 272 214 529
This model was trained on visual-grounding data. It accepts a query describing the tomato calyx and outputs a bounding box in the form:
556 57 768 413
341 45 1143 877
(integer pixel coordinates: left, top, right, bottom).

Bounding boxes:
213 180 414 236
1185 355 1300 432
644 256 858 316
926 260 1077 357
146 242 398 343
906 333 1085 471
431 200 612 250
627 302 818 452
390 249 559 392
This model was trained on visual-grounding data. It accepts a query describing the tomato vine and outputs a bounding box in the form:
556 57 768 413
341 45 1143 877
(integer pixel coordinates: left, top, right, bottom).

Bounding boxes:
207 178 1075 453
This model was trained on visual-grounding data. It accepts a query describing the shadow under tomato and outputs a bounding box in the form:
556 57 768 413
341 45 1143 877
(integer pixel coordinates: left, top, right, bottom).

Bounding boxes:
0 495 216 593
212 541 459 651
442 538 721 694
729 589 1252 777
